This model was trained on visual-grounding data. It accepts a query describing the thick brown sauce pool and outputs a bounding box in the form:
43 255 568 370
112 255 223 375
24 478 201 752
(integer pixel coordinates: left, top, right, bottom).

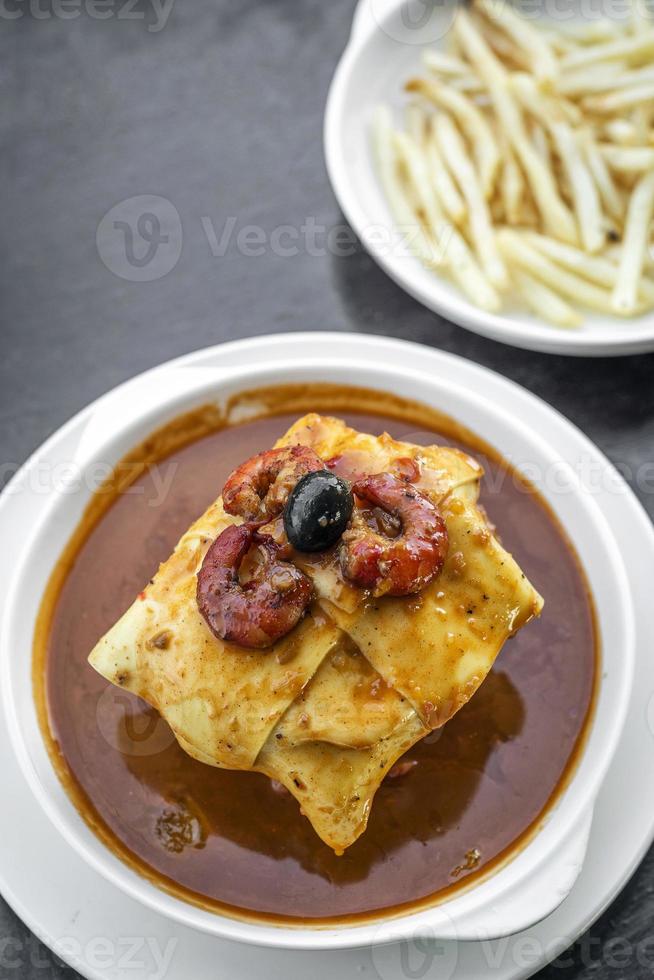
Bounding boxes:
40 398 597 924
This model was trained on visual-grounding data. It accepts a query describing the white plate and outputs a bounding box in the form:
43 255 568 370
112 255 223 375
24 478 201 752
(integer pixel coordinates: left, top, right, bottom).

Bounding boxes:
1 334 654 979
324 0 654 356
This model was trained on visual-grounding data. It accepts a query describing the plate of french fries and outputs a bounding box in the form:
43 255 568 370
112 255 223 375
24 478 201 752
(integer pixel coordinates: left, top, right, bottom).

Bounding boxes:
324 0 654 354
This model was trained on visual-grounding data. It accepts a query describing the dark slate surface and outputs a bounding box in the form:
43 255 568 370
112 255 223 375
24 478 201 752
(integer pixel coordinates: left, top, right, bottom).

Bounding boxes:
1 1 653 978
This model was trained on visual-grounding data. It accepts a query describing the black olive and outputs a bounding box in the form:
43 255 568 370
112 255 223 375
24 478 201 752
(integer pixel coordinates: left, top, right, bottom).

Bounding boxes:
283 470 353 553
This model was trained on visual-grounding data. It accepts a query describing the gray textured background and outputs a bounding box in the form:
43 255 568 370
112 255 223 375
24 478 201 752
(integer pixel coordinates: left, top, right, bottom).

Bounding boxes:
1 1 654 977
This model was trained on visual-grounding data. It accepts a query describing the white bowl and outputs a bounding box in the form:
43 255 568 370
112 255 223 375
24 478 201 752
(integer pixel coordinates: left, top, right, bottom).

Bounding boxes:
324 0 654 356
1 333 634 950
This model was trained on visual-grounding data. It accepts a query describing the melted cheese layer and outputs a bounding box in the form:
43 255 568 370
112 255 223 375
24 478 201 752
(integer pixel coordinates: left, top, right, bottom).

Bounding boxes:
89 414 542 853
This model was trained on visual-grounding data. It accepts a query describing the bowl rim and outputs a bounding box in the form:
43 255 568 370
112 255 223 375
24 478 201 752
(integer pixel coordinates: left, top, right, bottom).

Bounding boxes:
0 333 635 950
323 0 654 357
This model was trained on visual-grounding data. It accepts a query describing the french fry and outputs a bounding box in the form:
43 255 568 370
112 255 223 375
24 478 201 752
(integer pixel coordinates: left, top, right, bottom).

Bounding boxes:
510 72 581 127
477 16 530 70
550 121 605 253
449 75 486 94
393 130 446 242
454 11 578 244
617 242 654 272
523 231 654 304
405 76 500 197
510 74 604 252
499 140 525 224
612 171 654 313
530 122 551 166
512 267 583 327
601 119 642 147
421 50 471 77
560 63 654 97
477 0 558 82
453 10 507 87
581 133 625 223
498 229 636 314
444 230 503 312
633 104 654 144
371 107 443 267
599 145 654 172
584 81 654 114
405 102 428 146
561 34 654 72
434 112 508 289
393 125 501 311
540 28 576 56
425 122 467 225
557 62 626 97
555 20 622 45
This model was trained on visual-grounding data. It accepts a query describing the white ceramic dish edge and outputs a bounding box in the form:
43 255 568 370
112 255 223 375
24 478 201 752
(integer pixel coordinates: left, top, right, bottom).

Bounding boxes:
0 334 635 951
324 0 654 356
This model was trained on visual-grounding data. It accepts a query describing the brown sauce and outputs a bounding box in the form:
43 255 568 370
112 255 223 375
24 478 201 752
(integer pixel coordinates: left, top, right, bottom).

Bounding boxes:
35 385 598 925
